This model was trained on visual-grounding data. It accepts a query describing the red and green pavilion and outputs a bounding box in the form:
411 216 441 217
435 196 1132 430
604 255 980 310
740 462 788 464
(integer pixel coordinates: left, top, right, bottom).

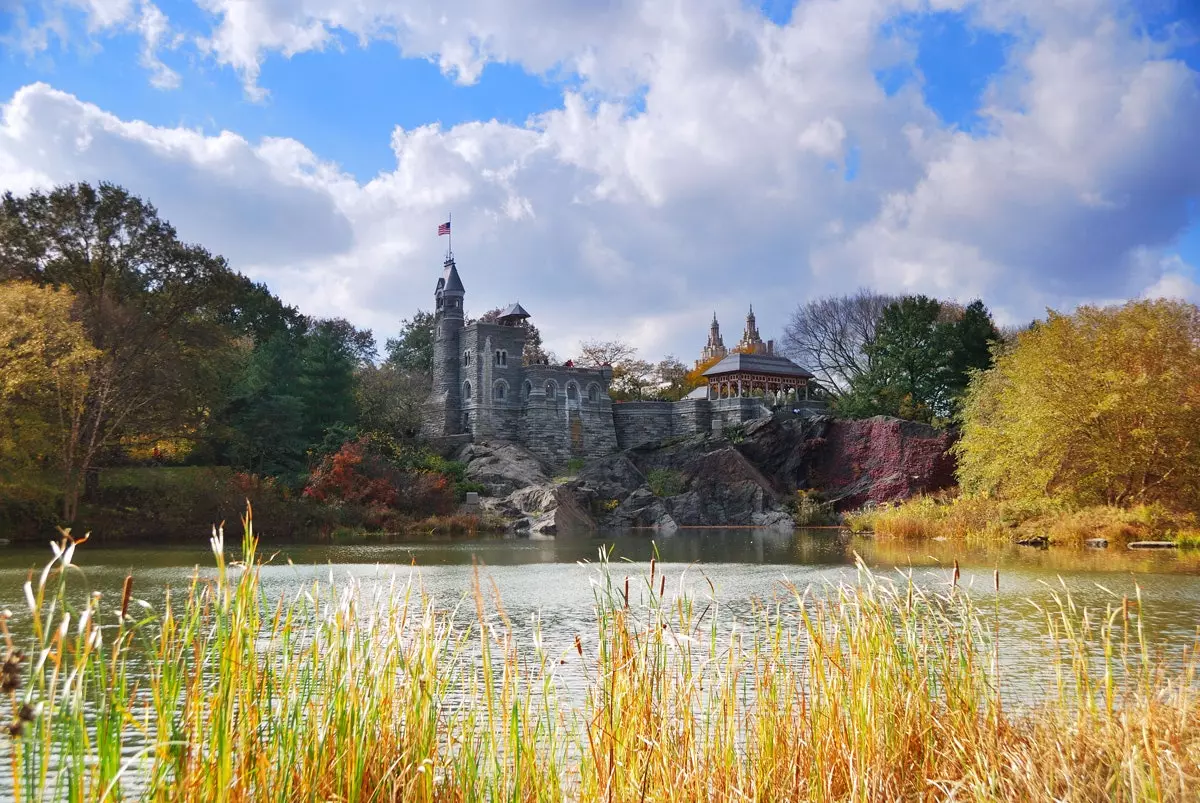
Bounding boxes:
700 352 817 402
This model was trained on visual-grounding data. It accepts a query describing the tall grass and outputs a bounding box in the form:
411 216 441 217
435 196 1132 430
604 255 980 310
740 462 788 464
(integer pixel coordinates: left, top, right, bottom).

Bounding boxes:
3 507 1199 800
847 494 1199 546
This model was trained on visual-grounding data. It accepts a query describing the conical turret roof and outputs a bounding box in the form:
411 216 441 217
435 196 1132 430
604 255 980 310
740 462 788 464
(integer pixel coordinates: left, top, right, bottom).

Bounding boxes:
442 258 465 293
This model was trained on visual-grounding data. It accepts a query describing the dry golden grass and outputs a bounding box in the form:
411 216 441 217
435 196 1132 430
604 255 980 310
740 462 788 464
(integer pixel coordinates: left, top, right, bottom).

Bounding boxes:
4 506 1199 801
849 494 1198 546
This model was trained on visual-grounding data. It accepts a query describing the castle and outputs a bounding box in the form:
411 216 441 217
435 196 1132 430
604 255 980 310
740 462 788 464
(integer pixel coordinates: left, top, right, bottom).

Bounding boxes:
423 256 824 468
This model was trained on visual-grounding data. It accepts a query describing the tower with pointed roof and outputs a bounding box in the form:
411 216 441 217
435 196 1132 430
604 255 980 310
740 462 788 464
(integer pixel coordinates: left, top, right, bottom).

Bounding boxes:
423 256 468 436
698 311 728 367
735 304 774 355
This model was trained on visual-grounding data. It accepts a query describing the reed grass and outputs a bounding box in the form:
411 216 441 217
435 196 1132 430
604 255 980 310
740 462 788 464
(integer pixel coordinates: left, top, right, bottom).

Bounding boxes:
848 494 1198 546
3 506 1199 801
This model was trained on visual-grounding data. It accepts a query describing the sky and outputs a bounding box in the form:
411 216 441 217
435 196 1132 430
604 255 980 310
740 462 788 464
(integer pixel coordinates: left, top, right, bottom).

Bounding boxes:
0 0 1198 363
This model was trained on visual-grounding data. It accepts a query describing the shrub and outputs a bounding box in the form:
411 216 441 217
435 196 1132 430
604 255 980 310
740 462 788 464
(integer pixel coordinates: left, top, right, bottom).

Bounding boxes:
790 490 835 526
646 468 685 497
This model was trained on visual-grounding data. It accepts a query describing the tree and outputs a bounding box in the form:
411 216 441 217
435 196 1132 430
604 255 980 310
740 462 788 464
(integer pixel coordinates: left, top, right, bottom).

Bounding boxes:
575 339 650 400
576 339 637 368
835 296 999 423
654 356 692 401
837 296 950 422
384 311 435 375
297 318 376 447
0 281 100 518
955 299 1200 509
0 182 243 513
355 364 427 442
944 300 1000 412
476 308 552 364
684 354 724 392
780 289 898 394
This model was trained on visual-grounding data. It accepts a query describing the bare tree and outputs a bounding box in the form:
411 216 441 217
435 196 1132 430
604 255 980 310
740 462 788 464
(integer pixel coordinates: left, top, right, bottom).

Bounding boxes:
575 339 637 367
780 289 898 395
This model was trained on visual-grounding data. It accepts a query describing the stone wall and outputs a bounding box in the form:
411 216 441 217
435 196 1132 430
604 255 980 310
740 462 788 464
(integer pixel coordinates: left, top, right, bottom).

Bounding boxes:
709 397 773 432
520 365 617 468
612 402 675 450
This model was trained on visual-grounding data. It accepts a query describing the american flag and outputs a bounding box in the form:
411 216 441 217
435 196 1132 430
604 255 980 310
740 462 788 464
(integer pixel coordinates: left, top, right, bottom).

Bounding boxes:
438 221 451 236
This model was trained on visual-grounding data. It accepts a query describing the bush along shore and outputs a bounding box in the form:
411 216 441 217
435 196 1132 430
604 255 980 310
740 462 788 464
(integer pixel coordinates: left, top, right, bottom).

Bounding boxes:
2 507 1198 801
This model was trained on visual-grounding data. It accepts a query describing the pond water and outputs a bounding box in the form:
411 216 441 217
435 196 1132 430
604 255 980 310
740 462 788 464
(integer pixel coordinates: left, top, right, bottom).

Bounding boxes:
3 527 1199 660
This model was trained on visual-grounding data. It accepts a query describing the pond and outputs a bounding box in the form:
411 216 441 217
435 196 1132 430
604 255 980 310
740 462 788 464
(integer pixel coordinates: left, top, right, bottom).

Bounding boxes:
3 526 1199 664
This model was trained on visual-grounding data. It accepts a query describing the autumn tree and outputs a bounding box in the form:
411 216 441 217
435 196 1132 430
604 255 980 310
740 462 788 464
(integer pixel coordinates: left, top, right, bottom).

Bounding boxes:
684 354 724 392
575 339 651 400
0 282 101 519
955 299 1200 509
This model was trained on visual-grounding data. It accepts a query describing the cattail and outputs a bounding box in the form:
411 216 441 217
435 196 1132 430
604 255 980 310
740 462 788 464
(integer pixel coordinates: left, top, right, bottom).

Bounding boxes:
120 575 133 622
660 575 666 598
993 568 999 593
623 577 629 608
952 560 960 590
650 558 656 586
574 634 583 657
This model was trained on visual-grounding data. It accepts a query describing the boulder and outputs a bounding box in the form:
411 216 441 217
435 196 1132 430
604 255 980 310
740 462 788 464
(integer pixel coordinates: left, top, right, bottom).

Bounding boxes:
457 441 551 497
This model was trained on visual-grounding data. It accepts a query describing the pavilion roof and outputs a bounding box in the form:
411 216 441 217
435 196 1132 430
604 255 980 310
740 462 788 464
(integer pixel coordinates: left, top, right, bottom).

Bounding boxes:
701 352 814 379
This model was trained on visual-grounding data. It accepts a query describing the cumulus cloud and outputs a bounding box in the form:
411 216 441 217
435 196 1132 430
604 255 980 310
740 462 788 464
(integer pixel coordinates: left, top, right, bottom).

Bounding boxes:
0 0 1197 359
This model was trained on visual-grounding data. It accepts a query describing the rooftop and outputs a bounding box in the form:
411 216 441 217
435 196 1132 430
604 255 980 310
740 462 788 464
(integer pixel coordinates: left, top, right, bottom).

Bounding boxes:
701 352 814 379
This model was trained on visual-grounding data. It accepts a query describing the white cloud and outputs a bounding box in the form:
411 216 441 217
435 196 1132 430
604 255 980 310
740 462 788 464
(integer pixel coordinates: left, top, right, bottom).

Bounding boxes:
0 0 1197 361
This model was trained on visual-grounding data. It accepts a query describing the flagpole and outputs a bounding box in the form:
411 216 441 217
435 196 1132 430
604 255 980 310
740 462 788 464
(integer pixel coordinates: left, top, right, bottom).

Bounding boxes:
448 212 453 261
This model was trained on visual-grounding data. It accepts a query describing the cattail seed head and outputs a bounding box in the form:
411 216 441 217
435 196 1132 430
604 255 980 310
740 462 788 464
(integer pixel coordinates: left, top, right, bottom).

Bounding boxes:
120 575 133 621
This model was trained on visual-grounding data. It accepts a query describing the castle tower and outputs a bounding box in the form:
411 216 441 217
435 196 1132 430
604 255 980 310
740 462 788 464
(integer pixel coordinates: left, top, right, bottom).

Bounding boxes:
423 256 467 436
736 304 774 355
698 311 728 366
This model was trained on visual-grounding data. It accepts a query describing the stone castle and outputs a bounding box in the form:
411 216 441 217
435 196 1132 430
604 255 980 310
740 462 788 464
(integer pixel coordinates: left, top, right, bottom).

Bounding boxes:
423 256 823 467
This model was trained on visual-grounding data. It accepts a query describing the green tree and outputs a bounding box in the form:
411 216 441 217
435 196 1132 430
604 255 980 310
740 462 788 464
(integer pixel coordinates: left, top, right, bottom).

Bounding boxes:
385 311 435 375
944 299 1000 414
297 318 376 448
837 296 999 423
222 332 308 476
956 299 1200 509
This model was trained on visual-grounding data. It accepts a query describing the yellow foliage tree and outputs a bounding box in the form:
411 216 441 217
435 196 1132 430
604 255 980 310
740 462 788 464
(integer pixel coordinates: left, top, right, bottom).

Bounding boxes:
684 355 724 392
955 299 1200 509
0 281 100 517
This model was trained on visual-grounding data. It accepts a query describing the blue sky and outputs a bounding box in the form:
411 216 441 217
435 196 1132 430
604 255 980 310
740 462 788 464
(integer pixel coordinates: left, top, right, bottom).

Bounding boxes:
0 0 1197 358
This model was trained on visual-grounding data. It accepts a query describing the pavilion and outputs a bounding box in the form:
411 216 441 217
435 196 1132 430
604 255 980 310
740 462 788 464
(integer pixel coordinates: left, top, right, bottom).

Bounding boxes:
700 352 816 402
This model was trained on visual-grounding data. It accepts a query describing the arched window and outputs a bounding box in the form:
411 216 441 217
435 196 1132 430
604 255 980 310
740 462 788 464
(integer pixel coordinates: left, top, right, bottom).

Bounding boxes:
494 350 508 367
523 380 532 400
462 381 472 400
493 381 507 401
545 380 557 399
463 350 472 366
566 382 578 400
588 383 600 403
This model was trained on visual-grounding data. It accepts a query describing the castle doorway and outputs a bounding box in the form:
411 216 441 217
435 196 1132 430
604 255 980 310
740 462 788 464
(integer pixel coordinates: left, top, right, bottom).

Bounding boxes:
569 412 585 457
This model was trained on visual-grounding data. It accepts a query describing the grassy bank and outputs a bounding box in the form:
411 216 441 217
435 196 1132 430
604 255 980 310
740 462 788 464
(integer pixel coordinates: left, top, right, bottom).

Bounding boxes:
3 511 1199 801
846 493 1200 546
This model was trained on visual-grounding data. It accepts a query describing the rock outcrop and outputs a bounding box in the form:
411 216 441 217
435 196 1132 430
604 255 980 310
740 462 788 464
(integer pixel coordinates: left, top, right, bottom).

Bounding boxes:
804 416 956 509
456 413 957 534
